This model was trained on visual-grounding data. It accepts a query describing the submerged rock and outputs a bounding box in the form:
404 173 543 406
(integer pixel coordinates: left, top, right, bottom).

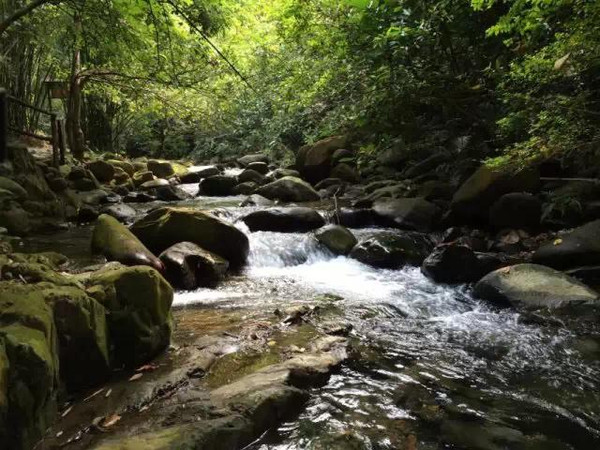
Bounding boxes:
242 207 325 232
315 224 357 255
160 242 229 289
131 207 249 268
240 194 274 207
91 214 163 271
474 264 599 310
255 176 320 202
350 232 433 269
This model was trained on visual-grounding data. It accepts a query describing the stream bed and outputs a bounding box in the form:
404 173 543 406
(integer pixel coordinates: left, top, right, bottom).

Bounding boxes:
18 190 600 449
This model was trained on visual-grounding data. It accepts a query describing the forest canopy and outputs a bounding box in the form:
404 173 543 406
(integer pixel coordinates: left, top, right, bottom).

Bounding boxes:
2 0 599 174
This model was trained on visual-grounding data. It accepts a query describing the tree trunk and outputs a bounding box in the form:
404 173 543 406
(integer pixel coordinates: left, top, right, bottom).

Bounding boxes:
66 10 85 160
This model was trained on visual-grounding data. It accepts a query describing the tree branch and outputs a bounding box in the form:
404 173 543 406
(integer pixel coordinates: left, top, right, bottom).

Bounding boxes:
0 0 61 35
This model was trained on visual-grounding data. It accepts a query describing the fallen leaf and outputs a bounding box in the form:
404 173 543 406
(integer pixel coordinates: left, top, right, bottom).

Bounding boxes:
500 267 511 274
267 340 277 347
83 388 104 402
136 363 158 373
129 373 143 381
56 431 63 438
102 414 121 428
61 406 73 418
105 388 112 398
554 53 570 70
553 238 563 246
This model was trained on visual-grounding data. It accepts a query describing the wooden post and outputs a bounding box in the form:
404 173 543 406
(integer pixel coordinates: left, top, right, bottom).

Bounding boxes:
57 119 66 165
0 89 6 162
50 115 59 167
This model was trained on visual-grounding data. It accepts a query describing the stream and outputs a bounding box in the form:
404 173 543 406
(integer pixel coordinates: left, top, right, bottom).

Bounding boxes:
17 186 600 449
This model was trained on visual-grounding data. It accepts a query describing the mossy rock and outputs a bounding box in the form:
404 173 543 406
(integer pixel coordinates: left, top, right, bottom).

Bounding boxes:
107 159 135 176
131 207 249 268
86 266 173 367
43 285 110 390
92 214 163 271
0 282 59 450
255 176 320 202
0 176 28 199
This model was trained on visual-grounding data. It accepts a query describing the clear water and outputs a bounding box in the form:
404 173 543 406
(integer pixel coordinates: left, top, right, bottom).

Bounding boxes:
18 191 600 449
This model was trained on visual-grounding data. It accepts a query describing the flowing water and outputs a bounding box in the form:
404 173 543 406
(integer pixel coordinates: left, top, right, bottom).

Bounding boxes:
18 188 600 449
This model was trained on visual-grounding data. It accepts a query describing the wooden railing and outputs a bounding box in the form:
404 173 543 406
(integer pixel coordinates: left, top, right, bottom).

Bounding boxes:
0 88 66 166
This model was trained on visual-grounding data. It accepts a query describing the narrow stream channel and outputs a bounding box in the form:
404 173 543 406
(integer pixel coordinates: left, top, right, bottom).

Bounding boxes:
17 189 600 449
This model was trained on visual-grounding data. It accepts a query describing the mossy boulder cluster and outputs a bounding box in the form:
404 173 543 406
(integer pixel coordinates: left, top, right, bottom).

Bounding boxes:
0 247 172 449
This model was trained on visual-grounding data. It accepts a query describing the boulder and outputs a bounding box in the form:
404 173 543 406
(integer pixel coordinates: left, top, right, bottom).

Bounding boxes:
77 205 99 223
315 225 357 255
130 207 249 268
232 182 258 195
239 168 266 184
451 166 539 222
79 189 110 206
91 214 164 271
100 203 137 223
372 198 440 232
86 160 115 183
296 135 347 183
112 167 131 185
0 283 59 449
46 177 68 193
0 207 30 236
533 220 600 270
474 264 599 310
247 161 269 174
107 159 135 176
489 193 542 230
256 176 320 202
315 178 343 190
0 176 28 199
350 232 433 269
133 170 155 187
159 242 229 290
330 163 359 182
85 266 173 367
421 245 505 284
331 148 354 166
155 185 191 202
72 176 98 192
41 285 110 390
199 175 238 196
242 207 325 233
265 168 300 181
124 192 156 203
237 154 268 167
140 178 170 190
187 166 220 181
336 208 375 228
147 160 175 178
240 194 274 207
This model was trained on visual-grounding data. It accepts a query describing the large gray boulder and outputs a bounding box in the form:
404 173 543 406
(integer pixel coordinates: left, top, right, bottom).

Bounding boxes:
350 232 433 269
474 264 599 310
315 225 357 255
451 166 539 222
296 135 347 183
159 242 229 290
199 175 238 196
242 207 325 233
131 207 249 268
372 198 440 232
421 244 505 284
533 220 600 270
91 214 164 271
238 154 268 167
489 193 542 230
255 176 320 202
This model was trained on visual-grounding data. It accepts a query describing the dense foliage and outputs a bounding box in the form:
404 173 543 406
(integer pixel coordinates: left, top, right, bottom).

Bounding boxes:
1 0 599 173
